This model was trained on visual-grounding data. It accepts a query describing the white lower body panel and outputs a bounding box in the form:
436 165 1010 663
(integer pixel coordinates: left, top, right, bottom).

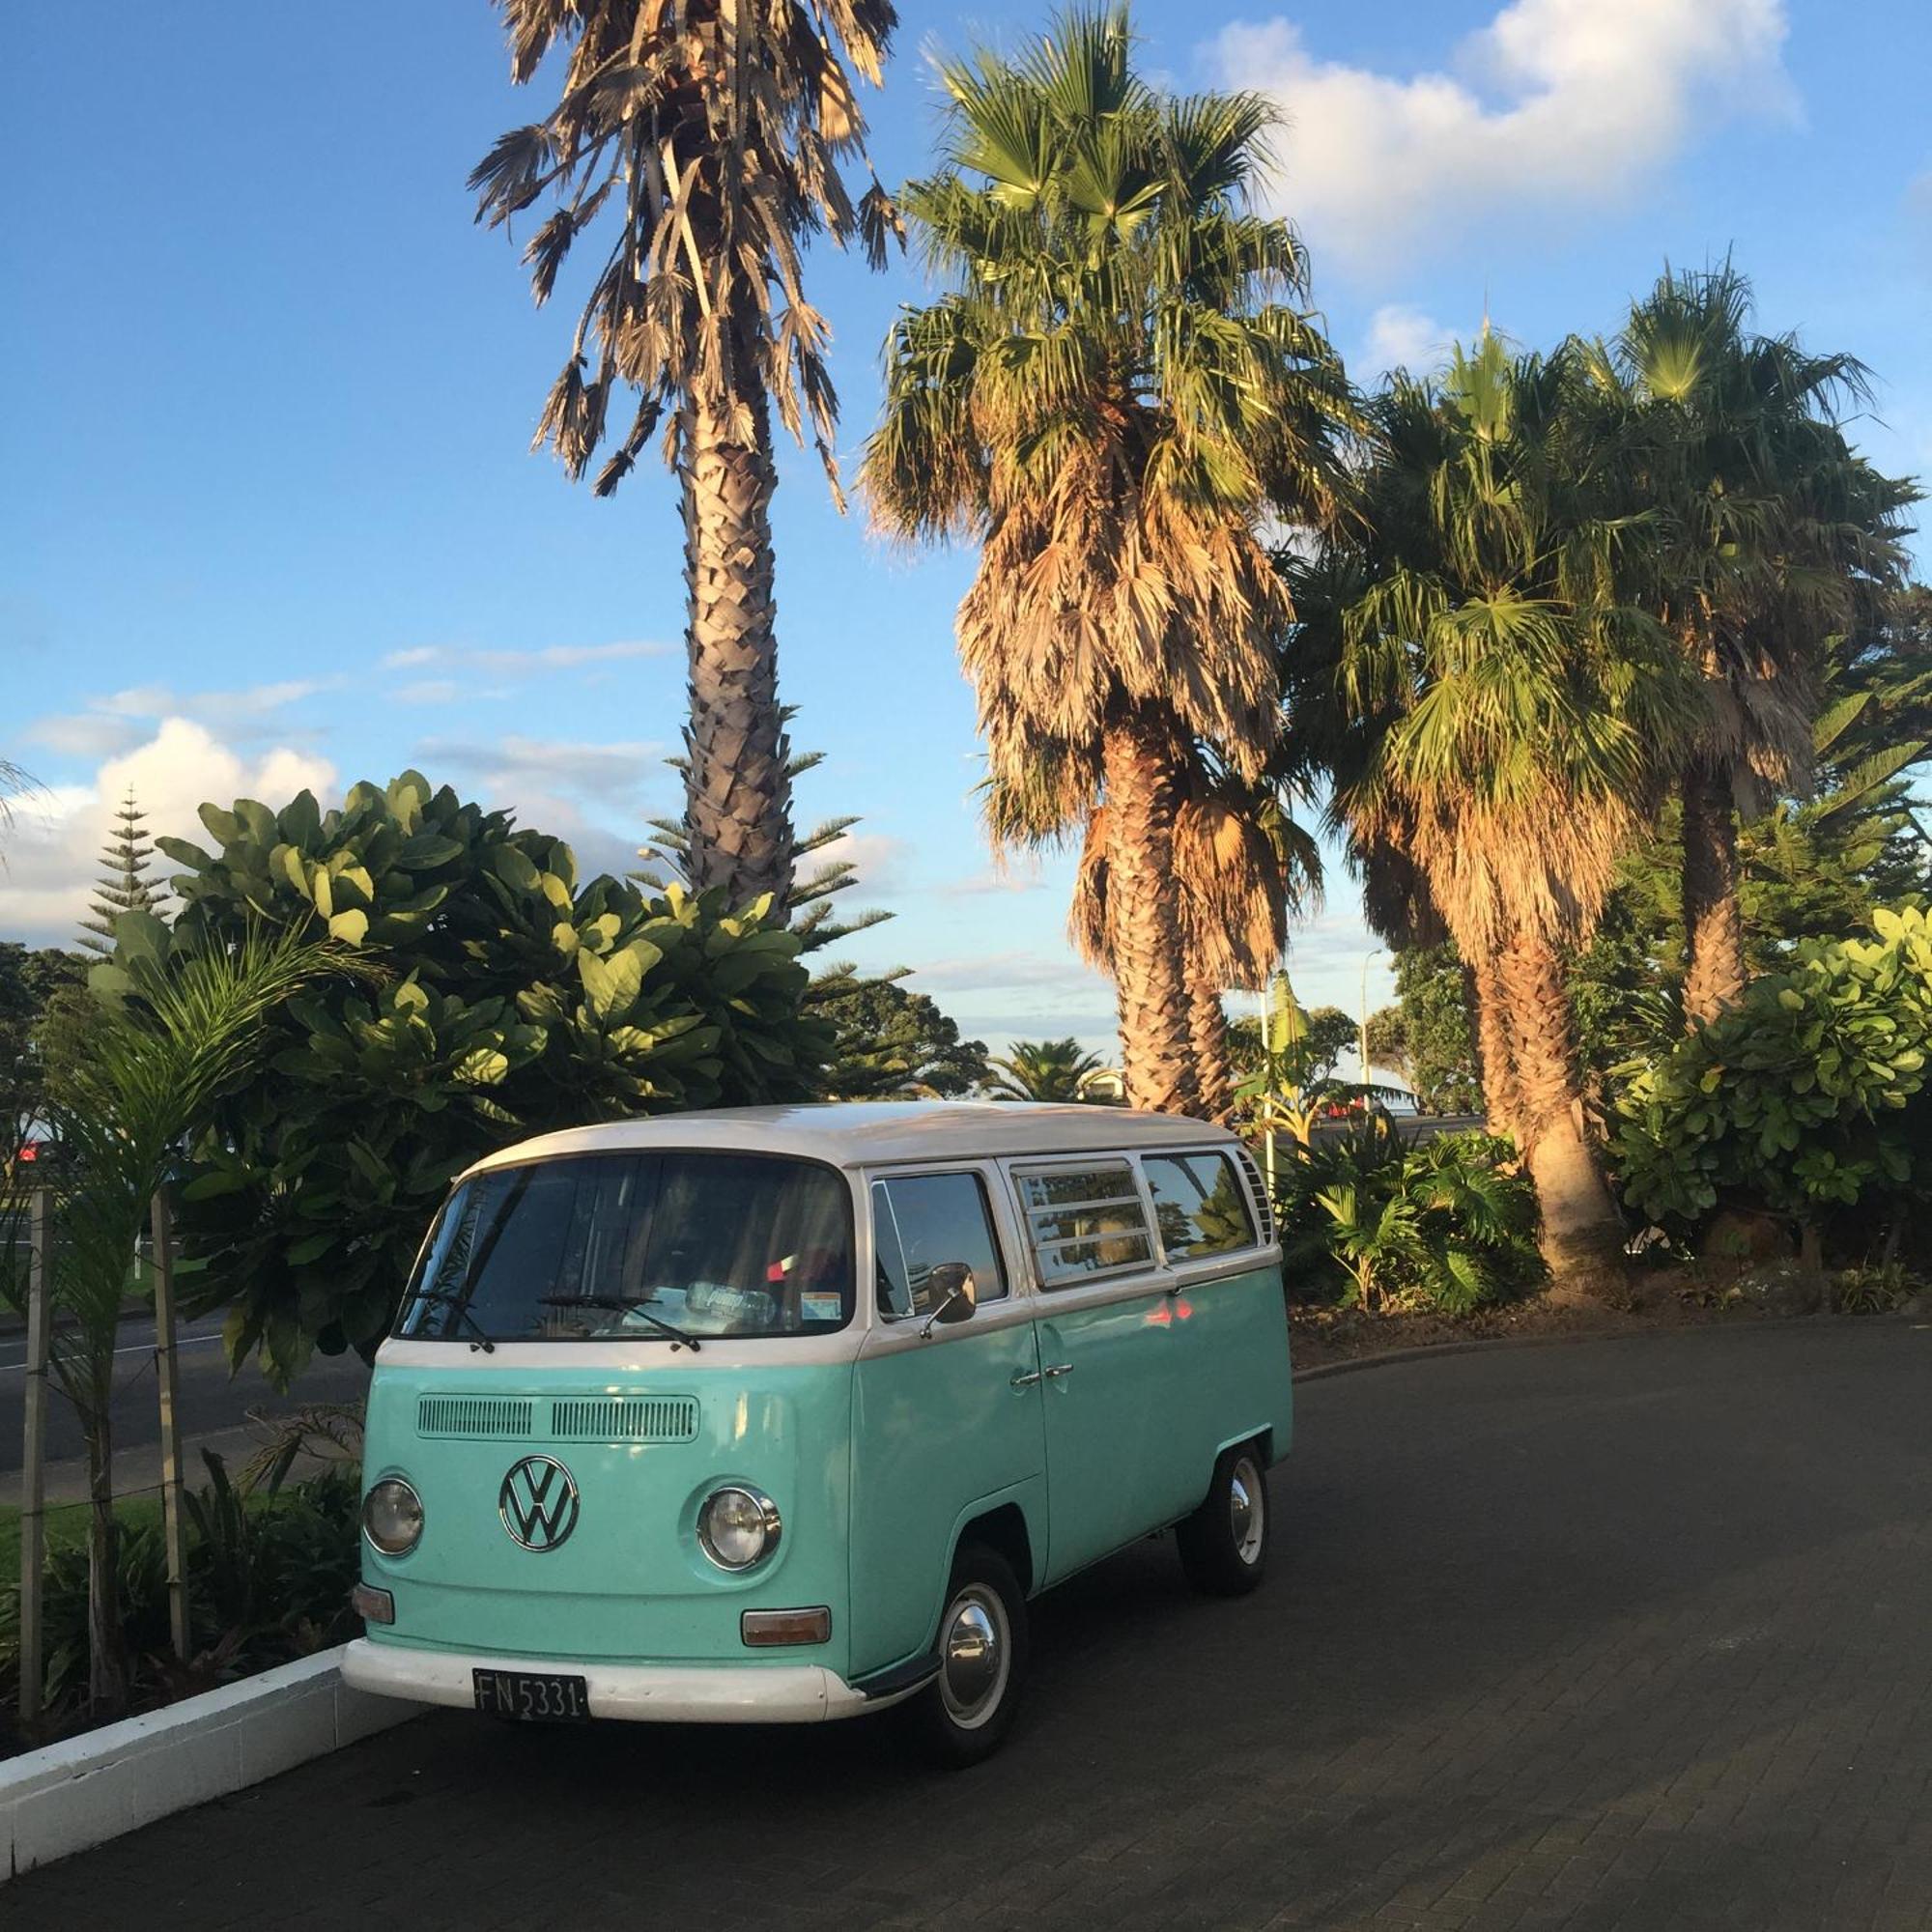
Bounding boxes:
339 1638 895 1724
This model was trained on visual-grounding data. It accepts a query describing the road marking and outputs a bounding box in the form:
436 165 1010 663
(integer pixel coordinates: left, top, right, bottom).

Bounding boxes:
0 1332 225 1375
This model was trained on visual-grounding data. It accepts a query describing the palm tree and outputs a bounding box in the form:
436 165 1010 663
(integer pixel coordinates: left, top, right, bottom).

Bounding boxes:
982 1037 1107 1102
863 6 1351 1116
1058 752 1321 1122
40 922 342 1713
472 0 901 910
1321 334 1701 1284
1597 265 1917 1023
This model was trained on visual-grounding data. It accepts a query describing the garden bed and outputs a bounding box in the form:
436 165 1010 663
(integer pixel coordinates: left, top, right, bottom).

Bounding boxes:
1287 1265 1927 1371
1 1457 359 1765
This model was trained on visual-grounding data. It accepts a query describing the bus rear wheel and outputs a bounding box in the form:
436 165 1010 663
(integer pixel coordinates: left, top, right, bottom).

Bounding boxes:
1177 1440 1270 1596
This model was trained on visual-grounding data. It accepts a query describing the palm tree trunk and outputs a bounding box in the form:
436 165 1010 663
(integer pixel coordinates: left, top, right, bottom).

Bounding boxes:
1102 710 1203 1117
679 384 794 911
1188 980 1234 1124
85 1402 128 1714
1681 755 1747 1026
1466 956 1525 1142
1494 929 1624 1293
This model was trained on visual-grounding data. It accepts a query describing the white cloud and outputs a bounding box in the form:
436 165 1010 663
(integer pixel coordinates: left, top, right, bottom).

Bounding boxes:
0 720 337 949
393 680 464 706
940 865 1049 898
1210 0 1796 276
808 830 911 898
1909 168 1932 226
415 732 666 810
383 640 670 673
27 679 336 756
1360 304 1461 380
910 951 1110 994
23 713 145 760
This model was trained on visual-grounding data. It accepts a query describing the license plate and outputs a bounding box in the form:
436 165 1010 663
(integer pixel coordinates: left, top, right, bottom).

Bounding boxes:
472 1668 590 1722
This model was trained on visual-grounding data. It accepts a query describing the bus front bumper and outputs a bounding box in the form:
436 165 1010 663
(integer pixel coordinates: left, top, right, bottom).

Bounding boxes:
340 1637 903 1724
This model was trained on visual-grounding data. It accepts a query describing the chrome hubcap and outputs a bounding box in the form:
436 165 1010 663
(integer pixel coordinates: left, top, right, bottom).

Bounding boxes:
940 1586 1008 1729
1231 1458 1265 1565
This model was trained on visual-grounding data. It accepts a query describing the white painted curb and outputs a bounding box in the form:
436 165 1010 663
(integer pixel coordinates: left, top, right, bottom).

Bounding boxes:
2 1645 420 1883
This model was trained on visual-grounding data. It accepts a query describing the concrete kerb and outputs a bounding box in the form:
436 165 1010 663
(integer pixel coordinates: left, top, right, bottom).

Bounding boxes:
1 1647 419 1885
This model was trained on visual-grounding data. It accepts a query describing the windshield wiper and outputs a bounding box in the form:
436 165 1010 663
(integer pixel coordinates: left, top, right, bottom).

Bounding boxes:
536 1294 702 1352
406 1290 497 1353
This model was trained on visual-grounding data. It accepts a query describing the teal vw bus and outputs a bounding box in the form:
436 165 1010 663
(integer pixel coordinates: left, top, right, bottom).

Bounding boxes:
341 1102 1292 1763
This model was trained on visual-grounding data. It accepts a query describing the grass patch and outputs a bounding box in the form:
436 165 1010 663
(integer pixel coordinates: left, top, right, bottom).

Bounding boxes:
1 1495 168 1595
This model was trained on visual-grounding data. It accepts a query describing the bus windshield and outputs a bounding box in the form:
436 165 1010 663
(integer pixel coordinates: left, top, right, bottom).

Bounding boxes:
394 1151 854 1344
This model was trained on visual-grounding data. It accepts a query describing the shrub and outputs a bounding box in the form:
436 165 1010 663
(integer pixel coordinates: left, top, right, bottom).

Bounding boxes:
1274 1120 1546 1316
1610 904 1931 1260
1 1458 361 1729
120 771 829 1381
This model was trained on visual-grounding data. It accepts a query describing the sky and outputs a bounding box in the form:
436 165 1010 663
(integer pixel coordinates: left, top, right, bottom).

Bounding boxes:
3 0 1927 1060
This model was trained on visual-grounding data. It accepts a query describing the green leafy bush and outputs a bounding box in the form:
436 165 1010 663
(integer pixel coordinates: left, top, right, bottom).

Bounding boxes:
1274 1121 1546 1315
1 1459 361 1726
125 770 828 1381
1610 905 1931 1251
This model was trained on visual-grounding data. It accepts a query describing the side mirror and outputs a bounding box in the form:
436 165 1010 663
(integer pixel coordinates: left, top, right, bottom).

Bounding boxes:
921 1263 978 1336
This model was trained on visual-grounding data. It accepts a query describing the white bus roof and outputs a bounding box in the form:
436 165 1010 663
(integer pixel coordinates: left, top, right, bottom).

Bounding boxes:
463 1101 1234 1179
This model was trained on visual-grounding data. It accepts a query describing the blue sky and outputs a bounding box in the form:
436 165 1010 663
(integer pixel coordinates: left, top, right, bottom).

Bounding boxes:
3 0 1927 1057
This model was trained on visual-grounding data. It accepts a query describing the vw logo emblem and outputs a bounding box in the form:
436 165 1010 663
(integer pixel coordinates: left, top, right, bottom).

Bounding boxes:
498 1455 580 1552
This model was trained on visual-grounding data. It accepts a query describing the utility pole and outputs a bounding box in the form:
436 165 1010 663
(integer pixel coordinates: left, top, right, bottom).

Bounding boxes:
1359 950 1383 1098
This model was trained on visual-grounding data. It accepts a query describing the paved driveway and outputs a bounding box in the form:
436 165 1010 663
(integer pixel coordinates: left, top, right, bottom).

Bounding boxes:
16 1323 1932 1931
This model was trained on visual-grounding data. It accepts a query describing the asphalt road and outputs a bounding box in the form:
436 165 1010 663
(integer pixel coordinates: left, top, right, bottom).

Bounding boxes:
16 1320 1932 1929
0 1312 371 1478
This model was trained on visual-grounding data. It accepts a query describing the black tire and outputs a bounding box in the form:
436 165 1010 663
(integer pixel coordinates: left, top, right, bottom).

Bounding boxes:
905 1543 1029 1768
1176 1440 1270 1597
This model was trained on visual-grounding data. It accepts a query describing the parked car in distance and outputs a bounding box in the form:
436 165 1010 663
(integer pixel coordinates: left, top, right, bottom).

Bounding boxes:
341 1101 1293 1763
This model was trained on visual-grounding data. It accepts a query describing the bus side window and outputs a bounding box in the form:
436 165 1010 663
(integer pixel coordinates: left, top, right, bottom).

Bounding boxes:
872 1173 1008 1320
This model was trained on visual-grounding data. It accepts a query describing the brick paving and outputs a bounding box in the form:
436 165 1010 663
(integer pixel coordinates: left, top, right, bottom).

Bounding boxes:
15 1321 1932 1930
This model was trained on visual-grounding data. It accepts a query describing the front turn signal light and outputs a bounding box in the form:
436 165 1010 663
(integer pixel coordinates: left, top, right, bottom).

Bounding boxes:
741 1607 831 1647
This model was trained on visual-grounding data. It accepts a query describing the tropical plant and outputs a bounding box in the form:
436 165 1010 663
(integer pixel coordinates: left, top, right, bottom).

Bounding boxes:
1611 904 1932 1277
1273 1119 1545 1315
1594 264 1918 1023
0 759 41 839
140 771 828 1382
17 923 343 1715
981 1037 1107 1103
810 966 990 1098
471 0 900 909
78 786 163 956
1305 331 1703 1284
865 6 1352 1114
0 944 88 1166
1363 947 1483 1116
638 716 893 952
0 1458 363 1724
1235 972 1389 1153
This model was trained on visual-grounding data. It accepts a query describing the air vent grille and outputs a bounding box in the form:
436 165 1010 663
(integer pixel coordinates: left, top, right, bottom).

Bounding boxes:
1235 1147 1276 1245
417 1395 534 1439
550 1396 699 1444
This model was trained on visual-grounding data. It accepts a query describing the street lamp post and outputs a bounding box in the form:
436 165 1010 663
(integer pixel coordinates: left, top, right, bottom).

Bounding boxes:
1359 950 1383 1098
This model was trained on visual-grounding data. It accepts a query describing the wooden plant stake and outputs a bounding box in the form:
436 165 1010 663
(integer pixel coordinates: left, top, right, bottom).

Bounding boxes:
152 1189 191 1662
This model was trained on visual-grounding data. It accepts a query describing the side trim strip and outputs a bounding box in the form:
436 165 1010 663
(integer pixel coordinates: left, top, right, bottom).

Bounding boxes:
851 1651 941 1701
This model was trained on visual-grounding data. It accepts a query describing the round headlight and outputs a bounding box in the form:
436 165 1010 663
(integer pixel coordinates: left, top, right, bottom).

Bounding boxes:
698 1486 781 1571
362 1478 424 1556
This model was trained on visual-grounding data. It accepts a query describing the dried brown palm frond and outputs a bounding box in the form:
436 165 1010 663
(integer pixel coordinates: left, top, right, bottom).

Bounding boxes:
477 0 901 495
